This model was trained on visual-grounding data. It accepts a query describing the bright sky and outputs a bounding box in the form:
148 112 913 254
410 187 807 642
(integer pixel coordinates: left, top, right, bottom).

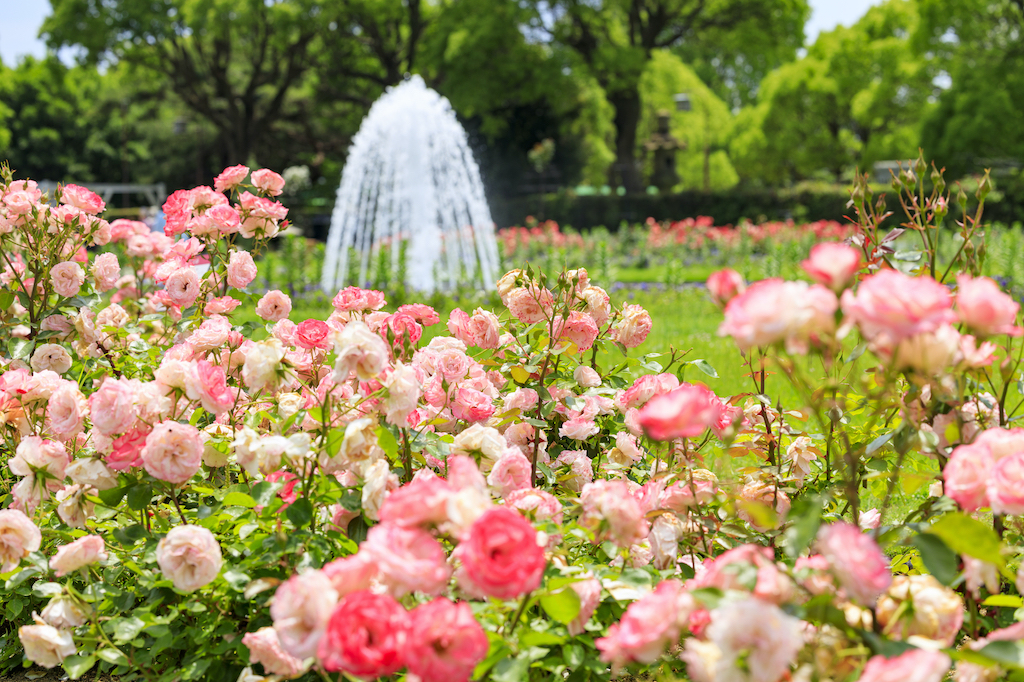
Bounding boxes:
0 0 883 67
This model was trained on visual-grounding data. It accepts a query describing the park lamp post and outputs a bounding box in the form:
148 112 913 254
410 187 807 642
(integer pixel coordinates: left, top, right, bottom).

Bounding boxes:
673 92 712 192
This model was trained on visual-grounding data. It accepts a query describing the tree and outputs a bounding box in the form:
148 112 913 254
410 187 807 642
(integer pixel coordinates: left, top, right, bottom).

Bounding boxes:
730 0 932 185
42 0 329 167
915 0 1024 177
524 0 808 191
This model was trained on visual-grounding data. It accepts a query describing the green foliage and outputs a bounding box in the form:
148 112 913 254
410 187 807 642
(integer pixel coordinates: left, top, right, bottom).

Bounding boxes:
637 52 739 191
731 0 932 184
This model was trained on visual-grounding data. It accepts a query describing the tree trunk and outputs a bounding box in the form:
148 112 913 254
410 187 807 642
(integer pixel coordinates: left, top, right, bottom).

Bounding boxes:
607 87 644 193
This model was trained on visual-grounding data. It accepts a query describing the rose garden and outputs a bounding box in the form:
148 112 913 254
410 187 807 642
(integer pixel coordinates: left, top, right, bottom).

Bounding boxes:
0 150 1023 682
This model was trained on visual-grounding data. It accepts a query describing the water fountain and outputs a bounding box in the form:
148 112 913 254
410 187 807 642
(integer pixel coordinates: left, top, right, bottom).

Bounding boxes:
321 76 500 293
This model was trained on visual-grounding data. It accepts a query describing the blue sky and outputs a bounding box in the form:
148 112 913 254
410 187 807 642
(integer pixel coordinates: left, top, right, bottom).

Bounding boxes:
0 0 882 67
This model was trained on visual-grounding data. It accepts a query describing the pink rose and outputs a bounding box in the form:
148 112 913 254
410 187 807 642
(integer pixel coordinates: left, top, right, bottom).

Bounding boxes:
214 164 249 192
252 168 286 196
49 535 107 576
613 304 653 348
141 420 203 484
579 479 649 548
60 183 105 214
638 383 722 440
50 261 85 298
362 523 452 597
378 474 452 528
957 274 1022 337
506 286 554 324
705 597 804 682
206 203 240 235
332 321 389 380
574 365 601 388
989 452 1024 515
596 579 693 668
18 624 75 669
227 250 258 289
322 553 378 598
47 382 88 441
618 373 680 410
456 507 546 600
92 252 120 292
973 427 1024 459
816 521 892 604
156 525 222 592
185 360 234 415
106 428 149 470
660 476 717 512
272 570 339 659
256 290 292 322
555 311 600 351
164 267 202 309
720 278 837 353
841 270 956 349
555 449 594 492
204 296 241 314
452 387 495 423
317 590 408 677
504 487 563 525
486 449 533 496
406 598 488 682
567 577 602 636
706 268 745 305
11 436 69 481
382 363 422 425
295 319 330 350
242 627 306 677
332 286 387 312
560 416 599 441
0 509 42 573
858 649 950 682
801 242 860 291
397 303 440 325
942 442 994 511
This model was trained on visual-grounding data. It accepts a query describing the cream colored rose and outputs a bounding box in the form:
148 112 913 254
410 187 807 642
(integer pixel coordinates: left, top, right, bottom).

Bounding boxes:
30 344 72 374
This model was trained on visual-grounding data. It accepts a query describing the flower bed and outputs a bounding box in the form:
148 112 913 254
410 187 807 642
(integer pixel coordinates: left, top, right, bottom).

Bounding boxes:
0 158 1023 682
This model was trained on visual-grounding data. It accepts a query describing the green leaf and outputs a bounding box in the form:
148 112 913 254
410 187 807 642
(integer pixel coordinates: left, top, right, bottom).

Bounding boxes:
0 290 14 310
96 648 129 666
983 595 1024 608
285 498 314 528
63 654 96 679
109 616 145 644
126 484 152 511
98 486 128 507
783 494 823 558
519 631 566 647
32 581 63 598
8 337 32 360
222 492 257 508
223 570 251 592
690 359 719 378
910 534 958 585
347 515 369 545
377 424 399 459
491 655 530 682
251 481 284 506
979 640 1024 668
928 513 1005 568
180 659 212 680
540 588 581 624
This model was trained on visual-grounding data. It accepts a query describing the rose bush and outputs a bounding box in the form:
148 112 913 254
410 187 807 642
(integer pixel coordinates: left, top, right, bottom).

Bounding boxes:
1 156 1024 682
